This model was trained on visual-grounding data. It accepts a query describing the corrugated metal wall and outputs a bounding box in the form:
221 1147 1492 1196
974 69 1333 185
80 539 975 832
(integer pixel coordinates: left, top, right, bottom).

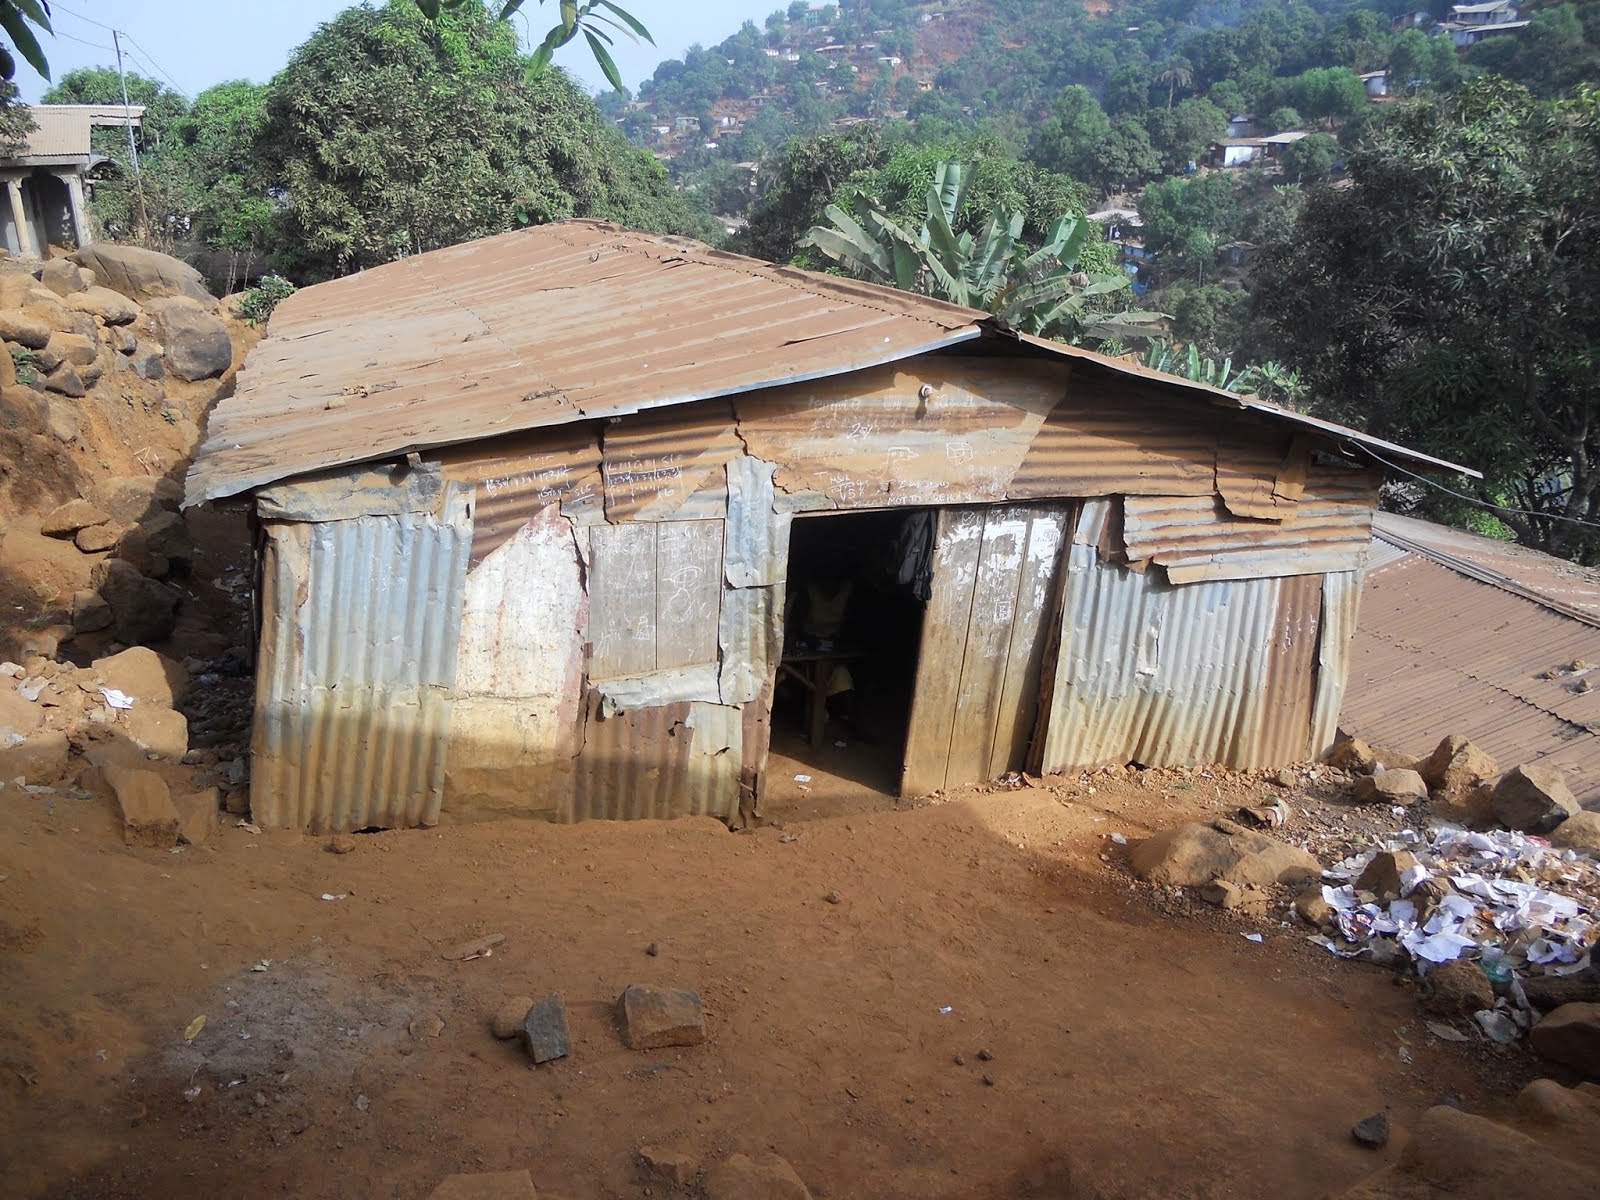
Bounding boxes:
253 499 472 831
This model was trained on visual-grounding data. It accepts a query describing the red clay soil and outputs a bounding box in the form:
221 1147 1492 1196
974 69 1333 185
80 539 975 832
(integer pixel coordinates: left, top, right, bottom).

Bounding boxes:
0 772 1539 1200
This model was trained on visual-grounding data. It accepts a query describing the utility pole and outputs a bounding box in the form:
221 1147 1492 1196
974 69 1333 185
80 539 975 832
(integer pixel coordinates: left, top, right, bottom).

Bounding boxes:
112 28 149 239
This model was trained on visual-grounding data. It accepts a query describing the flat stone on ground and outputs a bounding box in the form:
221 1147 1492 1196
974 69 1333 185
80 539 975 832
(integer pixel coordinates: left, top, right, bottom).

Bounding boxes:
40 498 110 537
1352 1111 1390 1148
640 1145 700 1185
618 984 707 1050
522 993 571 1064
174 788 218 846
426 1169 538 1200
1128 821 1320 889
1352 769 1429 806
703 1152 812 1200
1549 810 1600 855
1529 1003 1600 1079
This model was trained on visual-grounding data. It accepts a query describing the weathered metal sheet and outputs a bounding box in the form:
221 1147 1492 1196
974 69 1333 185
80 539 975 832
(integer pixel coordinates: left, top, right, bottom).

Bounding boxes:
595 663 722 711
187 220 984 506
1312 568 1364 758
734 359 1059 511
601 399 742 522
1256 572 1323 765
586 519 725 680
252 501 472 832
1039 545 1301 773
443 508 587 820
1365 534 1411 573
1009 376 1218 500
256 462 445 521
1122 466 1382 583
570 694 742 823
435 425 603 563
724 456 790 588
1214 427 1307 521
903 504 1070 796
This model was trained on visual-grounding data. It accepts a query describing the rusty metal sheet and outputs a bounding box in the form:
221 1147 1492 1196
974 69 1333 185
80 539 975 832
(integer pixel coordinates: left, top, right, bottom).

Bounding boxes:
1256 572 1323 764
1039 545 1304 772
187 220 984 506
1343 553 1600 802
1122 466 1381 583
737 359 1059 511
1214 426 1306 521
901 504 1070 796
435 424 603 564
1009 375 1218 500
570 694 742 823
251 501 472 832
1312 568 1364 757
255 462 445 521
601 398 743 522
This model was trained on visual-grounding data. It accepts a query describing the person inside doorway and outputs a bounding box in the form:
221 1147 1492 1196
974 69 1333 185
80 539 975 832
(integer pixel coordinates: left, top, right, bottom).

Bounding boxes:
787 562 858 734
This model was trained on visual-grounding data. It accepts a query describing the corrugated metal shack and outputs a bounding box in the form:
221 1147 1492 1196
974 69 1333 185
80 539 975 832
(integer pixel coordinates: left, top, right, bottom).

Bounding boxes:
185 221 1472 832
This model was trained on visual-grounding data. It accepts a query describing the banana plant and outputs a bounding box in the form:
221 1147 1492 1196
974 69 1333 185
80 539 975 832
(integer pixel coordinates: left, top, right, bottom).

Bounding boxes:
1143 341 1308 407
804 161 1166 347
415 0 652 91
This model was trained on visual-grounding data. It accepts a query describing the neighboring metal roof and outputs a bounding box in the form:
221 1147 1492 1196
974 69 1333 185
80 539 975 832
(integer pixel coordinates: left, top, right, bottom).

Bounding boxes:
186 220 1476 505
3 105 146 164
1341 515 1600 802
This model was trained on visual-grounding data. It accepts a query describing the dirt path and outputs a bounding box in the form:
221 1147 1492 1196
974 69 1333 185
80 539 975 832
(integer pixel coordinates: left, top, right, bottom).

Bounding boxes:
0 775 1536 1199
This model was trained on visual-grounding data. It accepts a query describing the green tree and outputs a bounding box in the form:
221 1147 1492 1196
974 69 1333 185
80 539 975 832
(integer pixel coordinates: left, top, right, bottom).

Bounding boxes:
1253 81 1600 561
1279 131 1337 182
0 0 51 82
416 0 654 91
1029 85 1111 187
257 2 714 279
803 161 1163 345
1263 106 1302 134
1387 27 1431 94
1137 173 1242 281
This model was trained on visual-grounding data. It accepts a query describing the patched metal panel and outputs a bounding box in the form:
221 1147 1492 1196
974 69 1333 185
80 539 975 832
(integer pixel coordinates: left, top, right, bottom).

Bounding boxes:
1122 466 1381 583
724 456 790 588
1040 545 1294 772
252 502 472 832
587 519 725 681
570 694 742 823
1255 572 1323 765
602 399 742 522
736 360 1058 511
1312 569 1364 758
435 425 603 563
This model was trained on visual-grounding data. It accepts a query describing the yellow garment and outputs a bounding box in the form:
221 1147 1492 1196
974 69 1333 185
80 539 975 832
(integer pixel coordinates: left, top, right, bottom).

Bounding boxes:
804 579 852 639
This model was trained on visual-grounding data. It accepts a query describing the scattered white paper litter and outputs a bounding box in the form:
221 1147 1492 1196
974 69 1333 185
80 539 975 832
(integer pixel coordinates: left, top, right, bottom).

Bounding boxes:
320 893 347 901
793 774 811 783
1109 832 1128 846
99 687 135 710
1241 933 1264 943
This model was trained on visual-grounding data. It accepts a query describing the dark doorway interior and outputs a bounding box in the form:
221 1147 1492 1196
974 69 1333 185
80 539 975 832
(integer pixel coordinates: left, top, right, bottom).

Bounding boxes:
766 508 932 815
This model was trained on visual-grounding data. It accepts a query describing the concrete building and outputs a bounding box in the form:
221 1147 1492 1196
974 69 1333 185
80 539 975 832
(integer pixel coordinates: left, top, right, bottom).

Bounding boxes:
0 104 145 257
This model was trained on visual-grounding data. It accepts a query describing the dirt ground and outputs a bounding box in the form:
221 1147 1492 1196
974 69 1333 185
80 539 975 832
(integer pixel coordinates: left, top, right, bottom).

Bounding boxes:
0 761 1547 1200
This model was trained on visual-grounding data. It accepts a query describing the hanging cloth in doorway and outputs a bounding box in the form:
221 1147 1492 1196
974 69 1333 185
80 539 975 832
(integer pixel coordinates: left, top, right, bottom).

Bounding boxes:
894 511 936 602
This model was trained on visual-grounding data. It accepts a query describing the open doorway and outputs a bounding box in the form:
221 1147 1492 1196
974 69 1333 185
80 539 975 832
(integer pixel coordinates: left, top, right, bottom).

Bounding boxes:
764 508 934 819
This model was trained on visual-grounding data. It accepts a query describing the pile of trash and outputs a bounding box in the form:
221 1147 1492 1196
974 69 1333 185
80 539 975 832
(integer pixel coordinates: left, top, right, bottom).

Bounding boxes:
1311 825 1600 1041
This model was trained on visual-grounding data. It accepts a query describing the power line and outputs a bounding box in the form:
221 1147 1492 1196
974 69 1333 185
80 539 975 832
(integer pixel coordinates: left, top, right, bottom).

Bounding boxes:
51 2 191 98
51 28 115 54
1355 443 1600 534
49 1 115 32
119 32 189 99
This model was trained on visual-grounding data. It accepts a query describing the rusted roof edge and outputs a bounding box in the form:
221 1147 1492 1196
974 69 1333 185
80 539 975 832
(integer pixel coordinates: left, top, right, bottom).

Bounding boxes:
1371 520 1600 630
998 329 1481 480
184 326 985 507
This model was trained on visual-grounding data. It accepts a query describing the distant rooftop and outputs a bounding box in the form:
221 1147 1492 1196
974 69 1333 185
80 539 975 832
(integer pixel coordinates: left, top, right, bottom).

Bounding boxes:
3 104 146 165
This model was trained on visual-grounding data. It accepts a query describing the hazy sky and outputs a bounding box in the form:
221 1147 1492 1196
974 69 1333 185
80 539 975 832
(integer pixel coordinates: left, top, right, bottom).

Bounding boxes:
16 1 774 102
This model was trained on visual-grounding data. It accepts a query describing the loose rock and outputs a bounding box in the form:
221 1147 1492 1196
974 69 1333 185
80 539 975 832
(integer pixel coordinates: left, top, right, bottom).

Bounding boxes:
106 766 181 848
325 834 357 855
147 297 232 381
491 995 534 1040
70 243 218 307
521 993 571 1064
1351 768 1429 806
0 308 51 348
90 558 180 644
1293 883 1334 928
174 788 219 846
64 285 139 325
40 498 110 537
93 646 189 707
1419 735 1498 801
703 1152 812 1200
1424 960 1494 1019
1529 1003 1600 1078
1128 821 1320 889
618 984 707 1050
40 258 89 297
74 522 125 553
126 704 188 760
1355 850 1420 902
1549 810 1600 855
1199 879 1243 908
1492 765 1579 834
640 1145 699 1185
1352 1111 1390 1148
425 1169 538 1200
1327 735 1378 775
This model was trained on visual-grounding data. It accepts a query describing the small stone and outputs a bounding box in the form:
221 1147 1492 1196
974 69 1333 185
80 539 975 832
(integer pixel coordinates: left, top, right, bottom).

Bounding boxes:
1327 735 1378 775
1424 960 1494 1019
1355 850 1421 902
1351 769 1429 806
703 1152 811 1200
977 1048 993 1062
618 984 706 1050
75 522 127 553
645 941 659 956
491 995 534 1040
824 890 842 904
953 1054 965 1066
325 835 357 854
522 993 571 1063
174 788 218 847
1199 879 1243 909
1293 884 1334 928
1352 1111 1390 1148
1271 767 1296 788
981 1073 996 1086
640 1145 699 1185
408 1013 445 1039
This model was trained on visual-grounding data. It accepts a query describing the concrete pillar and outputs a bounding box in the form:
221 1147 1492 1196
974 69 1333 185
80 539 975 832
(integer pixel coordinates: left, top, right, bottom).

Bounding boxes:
6 177 35 259
62 172 91 248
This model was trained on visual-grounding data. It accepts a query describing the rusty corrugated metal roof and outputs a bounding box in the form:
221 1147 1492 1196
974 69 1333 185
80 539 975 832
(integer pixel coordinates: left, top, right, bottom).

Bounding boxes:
1341 523 1600 802
186 221 1474 506
5 105 146 163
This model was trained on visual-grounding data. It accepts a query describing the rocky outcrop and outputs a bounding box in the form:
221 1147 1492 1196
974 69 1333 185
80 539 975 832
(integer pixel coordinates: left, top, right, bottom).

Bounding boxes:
70 243 218 307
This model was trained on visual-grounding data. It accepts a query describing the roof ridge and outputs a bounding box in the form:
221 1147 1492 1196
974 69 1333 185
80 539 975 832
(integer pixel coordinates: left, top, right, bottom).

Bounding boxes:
1374 527 1600 630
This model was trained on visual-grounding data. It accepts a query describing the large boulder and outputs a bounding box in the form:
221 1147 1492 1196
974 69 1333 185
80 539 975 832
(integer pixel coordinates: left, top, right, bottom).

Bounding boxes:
69 244 217 307
65 285 140 325
1419 735 1498 800
92 646 189 708
1550 810 1600 856
1128 820 1320 889
0 308 51 348
90 558 180 644
1529 1003 1600 1078
39 257 89 297
146 297 232 381
1492 764 1579 834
